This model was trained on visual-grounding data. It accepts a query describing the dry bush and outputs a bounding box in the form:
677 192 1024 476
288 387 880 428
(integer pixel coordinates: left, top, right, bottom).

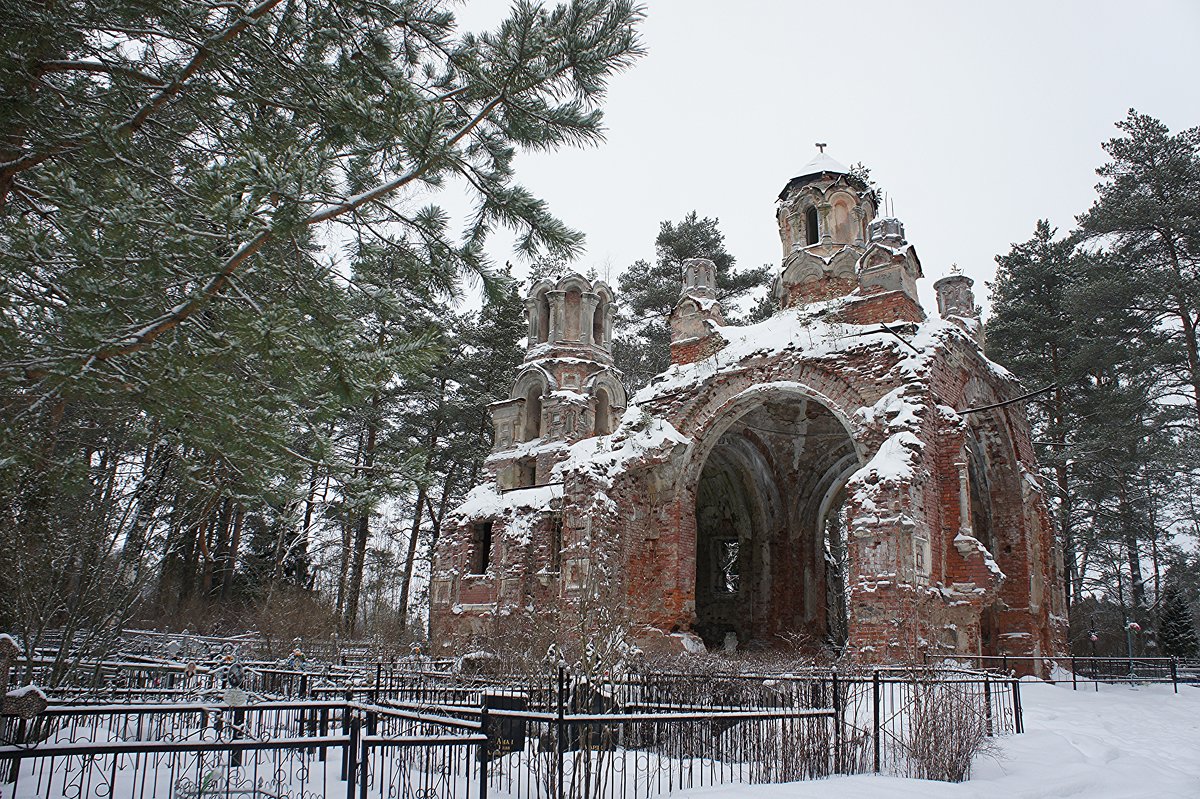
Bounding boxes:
253 586 338 657
904 680 996 782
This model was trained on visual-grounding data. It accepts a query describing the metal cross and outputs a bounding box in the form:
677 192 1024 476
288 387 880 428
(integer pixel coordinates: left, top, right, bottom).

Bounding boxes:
815 142 827 152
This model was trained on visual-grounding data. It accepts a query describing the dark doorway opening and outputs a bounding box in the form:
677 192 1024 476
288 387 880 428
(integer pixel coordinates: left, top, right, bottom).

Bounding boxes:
694 398 857 651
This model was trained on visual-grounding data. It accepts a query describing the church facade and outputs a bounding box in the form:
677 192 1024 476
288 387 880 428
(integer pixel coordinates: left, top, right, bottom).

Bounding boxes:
429 152 1067 668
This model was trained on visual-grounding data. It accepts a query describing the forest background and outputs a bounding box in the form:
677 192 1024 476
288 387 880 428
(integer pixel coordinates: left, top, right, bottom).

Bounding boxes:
1 0 1197 680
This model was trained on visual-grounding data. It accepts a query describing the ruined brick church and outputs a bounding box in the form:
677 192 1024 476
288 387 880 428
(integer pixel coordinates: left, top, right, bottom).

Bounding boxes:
430 150 1067 666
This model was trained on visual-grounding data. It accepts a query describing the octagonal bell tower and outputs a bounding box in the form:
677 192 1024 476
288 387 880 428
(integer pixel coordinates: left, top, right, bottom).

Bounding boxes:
775 147 924 324
487 273 627 490
776 148 878 308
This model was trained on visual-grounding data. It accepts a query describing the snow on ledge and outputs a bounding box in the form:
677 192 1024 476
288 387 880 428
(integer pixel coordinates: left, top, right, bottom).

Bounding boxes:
553 416 690 488
953 531 1007 579
6 684 47 701
454 483 563 521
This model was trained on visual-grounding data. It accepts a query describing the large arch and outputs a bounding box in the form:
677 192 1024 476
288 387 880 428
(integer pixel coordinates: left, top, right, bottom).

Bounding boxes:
688 390 863 650
956 377 1029 657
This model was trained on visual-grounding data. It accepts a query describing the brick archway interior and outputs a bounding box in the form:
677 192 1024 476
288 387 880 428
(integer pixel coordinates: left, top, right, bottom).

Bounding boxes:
964 413 1026 657
693 397 858 650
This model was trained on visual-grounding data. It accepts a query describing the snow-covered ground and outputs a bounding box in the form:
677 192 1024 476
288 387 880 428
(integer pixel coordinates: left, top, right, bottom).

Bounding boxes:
675 680 1200 799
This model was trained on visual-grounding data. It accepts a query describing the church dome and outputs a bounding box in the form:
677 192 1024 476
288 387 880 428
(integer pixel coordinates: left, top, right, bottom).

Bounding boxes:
778 148 851 200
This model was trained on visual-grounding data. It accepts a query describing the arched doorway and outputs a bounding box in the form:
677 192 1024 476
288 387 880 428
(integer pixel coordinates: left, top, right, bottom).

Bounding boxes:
693 396 859 650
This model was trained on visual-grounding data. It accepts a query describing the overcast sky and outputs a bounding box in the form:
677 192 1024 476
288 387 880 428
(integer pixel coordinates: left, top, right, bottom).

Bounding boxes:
450 0 1200 315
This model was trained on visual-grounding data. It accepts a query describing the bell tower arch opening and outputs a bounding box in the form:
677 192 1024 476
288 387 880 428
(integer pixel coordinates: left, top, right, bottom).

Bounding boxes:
804 206 819 245
523 384 543 442
693 395 859 651
535 288 551 343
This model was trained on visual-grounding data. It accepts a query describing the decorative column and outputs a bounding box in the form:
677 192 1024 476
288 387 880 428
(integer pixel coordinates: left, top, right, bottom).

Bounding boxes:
580 292 600 346
523 296 540 347
933 270 982 343
818 202 833 245
548 289 566 344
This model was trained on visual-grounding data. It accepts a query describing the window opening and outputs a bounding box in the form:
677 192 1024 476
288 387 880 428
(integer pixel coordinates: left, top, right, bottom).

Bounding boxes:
536 290 550 343
595 388 611 435
517 456 536 488
714 538 740 594
524 386 542 442
592 300 606 345
470 521 493 574
805 206 819 245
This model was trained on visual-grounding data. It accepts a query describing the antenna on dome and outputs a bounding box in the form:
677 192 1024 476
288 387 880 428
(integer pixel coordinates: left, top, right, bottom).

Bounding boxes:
815 142 827 153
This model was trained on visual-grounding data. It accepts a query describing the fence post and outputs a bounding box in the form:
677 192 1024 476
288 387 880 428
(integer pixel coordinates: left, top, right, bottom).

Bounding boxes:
1070 656 1077 690
831 670 842 774
557 665 566 799
479 701 490 799
1011 679 1023 734
230 708 245 767
872 670 881 774
359 725 369 799
1171 658 1178 694
374 662 382 704
345 715 360 799
983 675 993 737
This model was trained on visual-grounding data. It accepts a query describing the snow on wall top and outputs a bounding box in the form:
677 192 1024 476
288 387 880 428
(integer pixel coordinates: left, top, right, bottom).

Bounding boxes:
551 416 690 491
634 300 923 405
454 483 563 522
451 298 1020 526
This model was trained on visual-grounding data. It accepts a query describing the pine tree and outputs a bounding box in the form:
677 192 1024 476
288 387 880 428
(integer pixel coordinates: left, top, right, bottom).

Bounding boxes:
1078 110 1200 426
1158 580 1199 659
614 212 769 390
0 0 644 666
986 221 1084 604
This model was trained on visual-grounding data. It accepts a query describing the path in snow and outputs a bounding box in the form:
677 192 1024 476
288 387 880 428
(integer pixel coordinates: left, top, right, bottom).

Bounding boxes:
674 680 1200 799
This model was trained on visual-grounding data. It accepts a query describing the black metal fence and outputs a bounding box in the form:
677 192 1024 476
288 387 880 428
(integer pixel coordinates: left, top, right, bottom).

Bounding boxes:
935 654 1200 692
3 666 1022 798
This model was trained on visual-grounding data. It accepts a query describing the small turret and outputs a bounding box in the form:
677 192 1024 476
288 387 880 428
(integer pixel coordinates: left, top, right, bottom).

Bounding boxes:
933 269 982 343
670 258 726 365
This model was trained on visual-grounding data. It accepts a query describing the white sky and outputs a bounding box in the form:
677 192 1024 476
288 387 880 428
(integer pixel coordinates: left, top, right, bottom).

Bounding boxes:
450 0 1200 315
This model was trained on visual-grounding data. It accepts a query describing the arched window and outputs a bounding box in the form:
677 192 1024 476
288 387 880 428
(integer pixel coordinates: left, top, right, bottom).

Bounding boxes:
595 388 611 435
592 299 607 345
536 290 550 343
524 385 542 442
805 206 819 245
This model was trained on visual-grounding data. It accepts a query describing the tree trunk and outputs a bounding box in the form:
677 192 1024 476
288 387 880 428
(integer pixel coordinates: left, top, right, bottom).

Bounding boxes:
1118 482 1145 614
343 400 380 637
220 504 243 601
396 485 427 631
205 496 233 597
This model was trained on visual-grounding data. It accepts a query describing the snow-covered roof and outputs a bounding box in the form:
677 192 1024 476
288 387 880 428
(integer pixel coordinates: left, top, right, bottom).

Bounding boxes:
778 149 859 200
794 150 850 178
